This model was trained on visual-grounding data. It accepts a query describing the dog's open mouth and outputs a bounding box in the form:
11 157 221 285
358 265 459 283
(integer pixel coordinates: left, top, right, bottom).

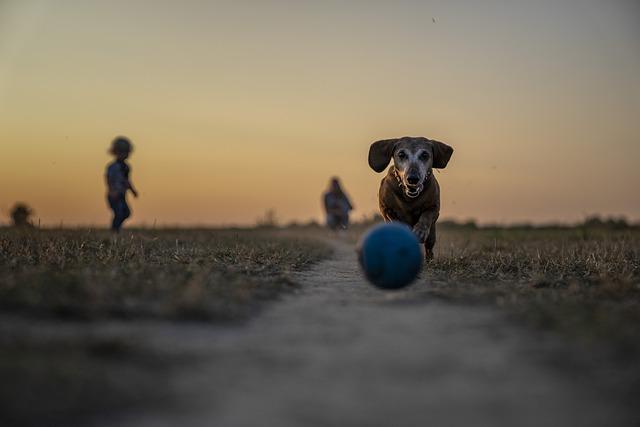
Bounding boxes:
404 184 423 198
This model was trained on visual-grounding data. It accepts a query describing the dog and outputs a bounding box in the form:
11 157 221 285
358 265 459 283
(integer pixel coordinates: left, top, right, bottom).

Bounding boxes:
368 136 453 260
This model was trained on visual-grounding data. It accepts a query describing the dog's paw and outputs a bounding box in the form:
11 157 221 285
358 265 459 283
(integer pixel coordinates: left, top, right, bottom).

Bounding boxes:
424 249 434 262
412 225 428 243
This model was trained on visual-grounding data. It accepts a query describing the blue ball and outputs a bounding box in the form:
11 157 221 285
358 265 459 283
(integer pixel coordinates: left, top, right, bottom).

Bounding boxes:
358 222 423 289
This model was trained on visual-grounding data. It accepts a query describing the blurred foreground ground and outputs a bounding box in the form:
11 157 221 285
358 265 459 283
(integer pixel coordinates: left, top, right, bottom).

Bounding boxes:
0 227 638 426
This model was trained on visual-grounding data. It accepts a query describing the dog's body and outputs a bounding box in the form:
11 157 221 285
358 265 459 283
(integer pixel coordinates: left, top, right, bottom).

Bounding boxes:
369 137 453 260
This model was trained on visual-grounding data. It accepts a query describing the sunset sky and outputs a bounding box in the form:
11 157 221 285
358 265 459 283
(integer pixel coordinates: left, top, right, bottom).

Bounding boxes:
1 0 639 226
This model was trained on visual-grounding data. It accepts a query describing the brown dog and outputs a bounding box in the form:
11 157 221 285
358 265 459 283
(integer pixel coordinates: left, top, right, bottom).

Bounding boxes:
368 136 454 260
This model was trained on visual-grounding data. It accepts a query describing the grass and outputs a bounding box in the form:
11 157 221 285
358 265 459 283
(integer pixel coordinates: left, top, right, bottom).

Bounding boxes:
0 228 331 321
425 227 640 350
0 228 332 426
1 225 639 424
419 226 640 400
342 223 640 391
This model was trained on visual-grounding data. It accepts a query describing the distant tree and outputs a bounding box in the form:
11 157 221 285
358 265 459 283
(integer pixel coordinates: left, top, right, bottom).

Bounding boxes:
256 209 279 228
439 218 478 230
10 203 34 227
305 219 320 228
583 215 630 230
462 219 479 230
583 215 604 228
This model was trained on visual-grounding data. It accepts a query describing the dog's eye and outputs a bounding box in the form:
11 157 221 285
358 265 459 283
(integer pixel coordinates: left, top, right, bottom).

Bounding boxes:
397 151 407 160
419 152 429 161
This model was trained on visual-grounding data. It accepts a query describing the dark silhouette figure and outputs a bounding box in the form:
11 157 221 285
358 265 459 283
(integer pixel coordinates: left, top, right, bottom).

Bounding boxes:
10 203 34 227
105 136 138 232
323 177 353 230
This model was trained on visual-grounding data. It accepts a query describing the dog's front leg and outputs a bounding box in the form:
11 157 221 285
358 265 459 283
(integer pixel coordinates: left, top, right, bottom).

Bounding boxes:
380 206 399 223
412 210 437 242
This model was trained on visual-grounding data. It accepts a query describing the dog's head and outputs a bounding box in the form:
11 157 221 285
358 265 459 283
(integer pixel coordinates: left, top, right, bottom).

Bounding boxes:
368 136 453 198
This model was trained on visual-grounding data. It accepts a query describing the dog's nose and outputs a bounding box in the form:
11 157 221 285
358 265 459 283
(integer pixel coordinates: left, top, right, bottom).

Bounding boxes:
407 175 420 185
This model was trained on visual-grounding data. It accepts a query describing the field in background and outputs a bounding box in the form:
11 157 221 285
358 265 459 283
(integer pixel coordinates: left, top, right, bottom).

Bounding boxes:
0 228 332 426
0 228 331 320
428 226 640 355
331 221 640 376
1 224 638 349
425 226 640 407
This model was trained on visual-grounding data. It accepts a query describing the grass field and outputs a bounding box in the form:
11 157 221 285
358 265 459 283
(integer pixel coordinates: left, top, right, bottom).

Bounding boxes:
423 226 640 406
428 226 640 353
1 225 639 425
0 228 331 426
0 228 331 320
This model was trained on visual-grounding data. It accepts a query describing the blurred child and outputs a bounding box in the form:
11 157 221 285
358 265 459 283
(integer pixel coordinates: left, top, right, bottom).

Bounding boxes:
323 177 353 230
105 136 138 231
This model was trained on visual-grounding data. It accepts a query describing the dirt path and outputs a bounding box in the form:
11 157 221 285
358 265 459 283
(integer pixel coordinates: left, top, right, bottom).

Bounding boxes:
110 239 632 427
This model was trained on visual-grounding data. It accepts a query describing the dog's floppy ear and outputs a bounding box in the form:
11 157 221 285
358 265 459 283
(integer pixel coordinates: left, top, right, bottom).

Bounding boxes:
431 139 454 169
368 139 398 172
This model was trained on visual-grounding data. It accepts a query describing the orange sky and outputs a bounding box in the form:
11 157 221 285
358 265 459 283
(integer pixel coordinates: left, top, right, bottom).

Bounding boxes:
1 0 639 226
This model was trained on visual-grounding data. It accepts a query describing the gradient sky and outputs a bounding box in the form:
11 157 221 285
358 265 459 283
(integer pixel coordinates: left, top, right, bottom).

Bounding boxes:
1 0 639 226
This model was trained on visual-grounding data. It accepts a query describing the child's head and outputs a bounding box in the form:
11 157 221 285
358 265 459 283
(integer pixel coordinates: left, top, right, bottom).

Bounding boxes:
109 136 133 160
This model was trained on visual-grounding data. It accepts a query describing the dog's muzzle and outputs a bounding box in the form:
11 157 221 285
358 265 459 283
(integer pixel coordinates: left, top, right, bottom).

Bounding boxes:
404 184 423 198
394 169 430 199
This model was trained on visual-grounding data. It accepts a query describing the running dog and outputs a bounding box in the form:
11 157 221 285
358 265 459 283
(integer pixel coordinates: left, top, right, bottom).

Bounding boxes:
368 136 454 260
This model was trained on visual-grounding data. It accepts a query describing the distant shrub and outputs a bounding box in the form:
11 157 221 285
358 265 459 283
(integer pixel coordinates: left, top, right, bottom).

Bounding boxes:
304 219 320 228
256 209 279 228
582 215 631 230
284 219 322 229
10 203 34 227
439 219 478 230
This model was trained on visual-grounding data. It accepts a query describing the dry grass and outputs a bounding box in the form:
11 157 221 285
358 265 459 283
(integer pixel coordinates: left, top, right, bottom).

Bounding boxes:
0 227 332 426
1 226 639 425
432 227 639 284
423 227 640 359
0 228 331 321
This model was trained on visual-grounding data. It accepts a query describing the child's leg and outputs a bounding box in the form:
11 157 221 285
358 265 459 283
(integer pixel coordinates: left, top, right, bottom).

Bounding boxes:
108 197 119 231
121 199 131 224
326 214 338 230
109 196 130 231
341 212 350 229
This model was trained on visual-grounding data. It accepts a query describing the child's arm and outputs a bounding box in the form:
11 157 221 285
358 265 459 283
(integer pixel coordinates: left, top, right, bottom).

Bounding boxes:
128 181 138 198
